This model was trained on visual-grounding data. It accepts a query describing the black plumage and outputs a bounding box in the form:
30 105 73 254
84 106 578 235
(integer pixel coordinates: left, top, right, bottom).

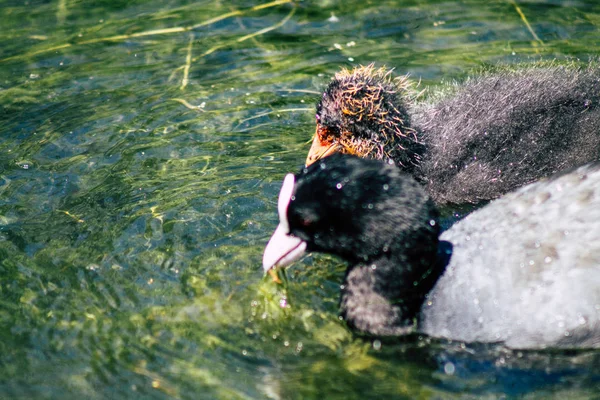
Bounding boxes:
263 154 600 349
308 63 600 205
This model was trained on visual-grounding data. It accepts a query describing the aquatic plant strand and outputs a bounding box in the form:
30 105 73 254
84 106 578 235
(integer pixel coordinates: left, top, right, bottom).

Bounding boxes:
0 0 294 63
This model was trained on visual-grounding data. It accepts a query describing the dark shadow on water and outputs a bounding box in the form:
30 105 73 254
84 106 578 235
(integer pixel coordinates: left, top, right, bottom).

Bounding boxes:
370 337 600 398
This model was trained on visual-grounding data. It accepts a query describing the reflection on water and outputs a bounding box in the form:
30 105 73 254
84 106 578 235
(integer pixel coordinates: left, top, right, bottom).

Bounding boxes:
1 0 599 398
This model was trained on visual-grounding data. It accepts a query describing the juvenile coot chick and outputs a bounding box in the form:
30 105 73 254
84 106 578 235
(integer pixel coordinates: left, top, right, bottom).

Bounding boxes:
307 64 600 205
263 153 600 349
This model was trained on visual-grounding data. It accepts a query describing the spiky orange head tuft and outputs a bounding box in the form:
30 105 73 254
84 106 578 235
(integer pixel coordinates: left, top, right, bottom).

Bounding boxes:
307 64 420 169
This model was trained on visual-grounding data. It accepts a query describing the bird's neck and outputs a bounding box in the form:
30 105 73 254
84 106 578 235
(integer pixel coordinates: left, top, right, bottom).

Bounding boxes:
389 129 427 177
339 242 448 337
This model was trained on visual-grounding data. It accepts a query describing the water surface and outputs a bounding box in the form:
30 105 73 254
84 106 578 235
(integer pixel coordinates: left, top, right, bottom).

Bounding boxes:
1 0 599 398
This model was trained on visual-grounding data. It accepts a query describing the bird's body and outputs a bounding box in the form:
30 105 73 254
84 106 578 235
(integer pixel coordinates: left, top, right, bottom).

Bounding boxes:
263 154 600 349
308 63 600 205
425 163 600 348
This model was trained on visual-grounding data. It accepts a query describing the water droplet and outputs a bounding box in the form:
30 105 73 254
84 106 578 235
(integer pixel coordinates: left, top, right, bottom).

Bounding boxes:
373 340 382 350
16 160 32 170
336 183 342 189
383 184 389 191
444 362 455 375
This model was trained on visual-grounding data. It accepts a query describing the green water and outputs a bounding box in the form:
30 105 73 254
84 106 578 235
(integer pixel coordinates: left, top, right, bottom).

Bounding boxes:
1 0 599 398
